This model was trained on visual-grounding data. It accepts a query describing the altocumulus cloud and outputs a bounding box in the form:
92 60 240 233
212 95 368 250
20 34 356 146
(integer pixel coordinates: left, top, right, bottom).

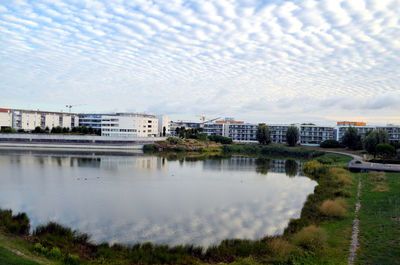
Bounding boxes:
0 0 399 124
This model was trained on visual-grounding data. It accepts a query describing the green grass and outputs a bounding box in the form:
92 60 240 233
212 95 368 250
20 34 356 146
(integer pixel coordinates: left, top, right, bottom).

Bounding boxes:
356 172 400 265
0 246 40 265
317 153 353 164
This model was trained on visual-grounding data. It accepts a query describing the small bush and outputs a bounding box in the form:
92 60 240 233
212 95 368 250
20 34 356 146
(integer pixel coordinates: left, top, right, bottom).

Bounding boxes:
320 198 348 217
143 144 157 152
166 136 183 144
328 168 353 186
0 209 30 235
47 247 62 259
267 238 294 258
208 135 233 144
302 161 325 178
320 140 342 148
63 254 80 265
291 225 328 252
33 243 48 255
355 160 362 164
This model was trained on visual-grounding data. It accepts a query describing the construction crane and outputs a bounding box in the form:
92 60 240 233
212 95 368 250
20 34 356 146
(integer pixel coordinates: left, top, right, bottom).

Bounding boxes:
196 115 221 123
65 104 86 113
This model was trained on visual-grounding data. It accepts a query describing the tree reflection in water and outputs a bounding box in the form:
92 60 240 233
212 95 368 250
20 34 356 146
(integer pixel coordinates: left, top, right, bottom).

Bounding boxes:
285 159 298 177
255 158 271 175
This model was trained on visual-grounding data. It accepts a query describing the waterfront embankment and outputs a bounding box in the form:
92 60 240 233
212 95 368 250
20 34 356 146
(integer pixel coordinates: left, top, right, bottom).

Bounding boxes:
0 133 166 150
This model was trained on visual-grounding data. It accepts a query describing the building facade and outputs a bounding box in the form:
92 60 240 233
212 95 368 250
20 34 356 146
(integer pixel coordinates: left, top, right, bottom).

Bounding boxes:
0 109 13 130
300 125 334 146
157 115 170 137
101 113 159 137
0 108 79 131
335 121 400 143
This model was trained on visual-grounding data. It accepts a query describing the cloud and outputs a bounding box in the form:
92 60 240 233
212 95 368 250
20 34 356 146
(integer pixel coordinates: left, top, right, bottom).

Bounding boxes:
0 0 399 125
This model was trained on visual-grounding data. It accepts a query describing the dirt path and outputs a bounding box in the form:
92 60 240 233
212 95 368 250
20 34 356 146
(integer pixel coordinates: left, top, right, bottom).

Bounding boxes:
348 176 362 265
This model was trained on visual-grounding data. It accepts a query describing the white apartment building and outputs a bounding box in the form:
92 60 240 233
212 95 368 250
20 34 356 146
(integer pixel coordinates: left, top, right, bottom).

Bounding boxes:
335 122 400 143
157 115 170 136
101 113 159 137
0 108 79 131
300 125 334 146
204 119 334 145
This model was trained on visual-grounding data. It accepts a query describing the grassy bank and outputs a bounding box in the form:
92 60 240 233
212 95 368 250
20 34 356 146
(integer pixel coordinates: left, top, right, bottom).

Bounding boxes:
356 172 400 265
0 153 359 264
145 140 326 161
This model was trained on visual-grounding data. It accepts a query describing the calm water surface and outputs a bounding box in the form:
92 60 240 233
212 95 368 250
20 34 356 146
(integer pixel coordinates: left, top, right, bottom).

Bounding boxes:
0 149 317 247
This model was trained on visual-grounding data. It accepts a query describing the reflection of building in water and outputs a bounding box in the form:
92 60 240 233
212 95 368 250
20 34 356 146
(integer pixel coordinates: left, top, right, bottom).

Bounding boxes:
269 159 305 175
203 156 304 176
99 156 168 171
1 153 168 172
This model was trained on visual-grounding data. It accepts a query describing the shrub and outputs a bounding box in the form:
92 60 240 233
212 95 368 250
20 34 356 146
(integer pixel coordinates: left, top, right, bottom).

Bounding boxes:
267 238 294 258
63 254 80 265
320 198 348 217
208 135 232 144
33 243 48 255
355 160 362 164
320 140 342 148
328 168 353 186
47 247 62 259
291 225 327 252
143 144 157 152
0 209 30 235
166 136 183 144
302 161 325 178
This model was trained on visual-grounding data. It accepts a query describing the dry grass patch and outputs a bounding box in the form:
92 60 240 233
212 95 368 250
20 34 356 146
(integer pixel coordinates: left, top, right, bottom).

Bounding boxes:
328 168 353 186
320 198 349 217
267 238 294 258
369 171 389 192
291 225 328 252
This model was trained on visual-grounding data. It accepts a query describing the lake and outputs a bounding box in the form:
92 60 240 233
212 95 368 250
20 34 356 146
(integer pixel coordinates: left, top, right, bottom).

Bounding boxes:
0 149 317 247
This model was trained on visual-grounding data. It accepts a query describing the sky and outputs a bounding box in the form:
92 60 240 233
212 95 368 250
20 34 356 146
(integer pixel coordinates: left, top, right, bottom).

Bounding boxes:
0 0 399 125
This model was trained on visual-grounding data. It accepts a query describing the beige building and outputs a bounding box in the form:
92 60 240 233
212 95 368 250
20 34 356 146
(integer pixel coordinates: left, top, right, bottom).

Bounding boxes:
0 108 13 129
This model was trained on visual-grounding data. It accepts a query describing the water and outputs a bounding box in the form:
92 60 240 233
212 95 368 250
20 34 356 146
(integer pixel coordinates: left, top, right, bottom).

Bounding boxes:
0 149 317 247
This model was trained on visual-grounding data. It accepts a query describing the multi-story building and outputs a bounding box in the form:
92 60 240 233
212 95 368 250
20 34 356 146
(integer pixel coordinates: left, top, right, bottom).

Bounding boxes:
78 114 105 130
0 108 79 131
157 115 170 137
300 125 334 146
335 121 374 141
101 113 159 137
377 125 400 142
203 118 258 142
0 108 13 130
335 121 400 143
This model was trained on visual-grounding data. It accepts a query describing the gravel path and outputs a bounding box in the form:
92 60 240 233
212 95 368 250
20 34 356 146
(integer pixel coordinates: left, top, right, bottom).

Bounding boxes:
348 176 362 265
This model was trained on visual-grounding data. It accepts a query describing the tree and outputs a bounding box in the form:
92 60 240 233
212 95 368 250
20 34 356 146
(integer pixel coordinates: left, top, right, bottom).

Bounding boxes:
256 124 271 145
286 126 299 147
376 143 395 160
163 126 166 137
341 127 362 150
363 129 389 157
33 126 43 133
